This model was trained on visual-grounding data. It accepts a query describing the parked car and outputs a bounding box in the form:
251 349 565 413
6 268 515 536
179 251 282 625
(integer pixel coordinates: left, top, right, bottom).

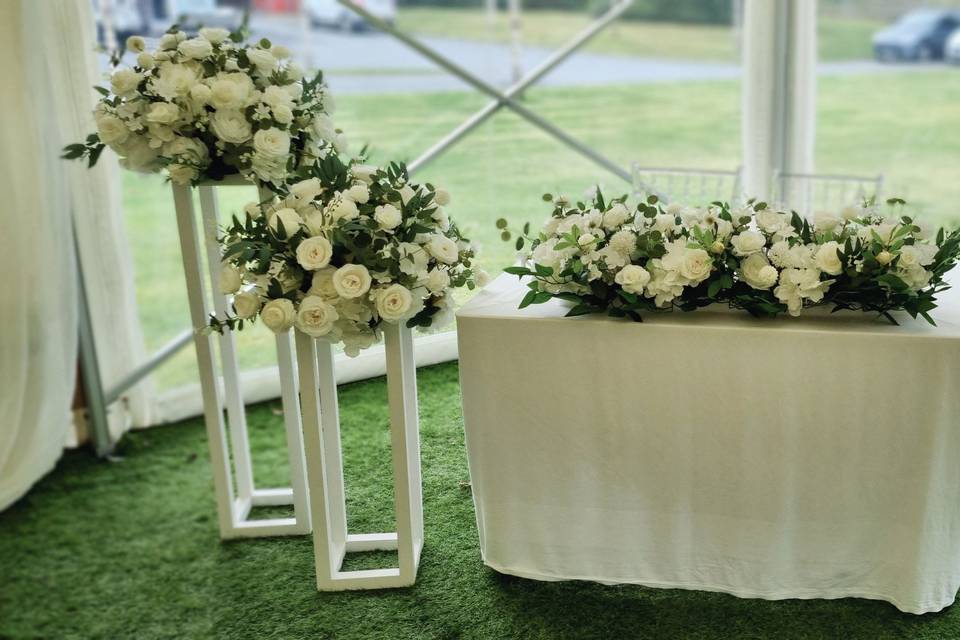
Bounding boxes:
152 0 244 34
873 9 960 62
304 0 396 32
947 28 960 63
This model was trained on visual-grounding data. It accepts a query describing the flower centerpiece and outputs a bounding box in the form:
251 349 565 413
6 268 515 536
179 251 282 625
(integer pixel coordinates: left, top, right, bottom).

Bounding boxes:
500 189 960 324
212 154 486 355
63 22 342 188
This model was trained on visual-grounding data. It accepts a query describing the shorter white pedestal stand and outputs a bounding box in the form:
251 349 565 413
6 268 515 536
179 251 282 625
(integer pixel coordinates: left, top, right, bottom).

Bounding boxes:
172 179 311 539
295 324 424 590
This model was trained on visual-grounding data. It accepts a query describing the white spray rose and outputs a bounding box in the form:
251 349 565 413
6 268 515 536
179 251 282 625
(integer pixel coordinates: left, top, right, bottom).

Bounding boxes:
260 298 296 332
94 112 129 146
374 204 402 230
332 264 372 299
253 128 291 157
145 102 180 125
756 209 789 235
209 73 255 110
296 235 333 270
295 296 339 337
376 284 414 322
136 52 154 69
110 68 141 97
614 265 651 294
652 212 677 235
210 109 252 144
151 62 198 100
602 203 631 230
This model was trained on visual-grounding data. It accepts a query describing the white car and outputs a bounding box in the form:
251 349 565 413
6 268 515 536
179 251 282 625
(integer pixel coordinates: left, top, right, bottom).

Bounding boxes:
947 28 960 63
304 0 396 32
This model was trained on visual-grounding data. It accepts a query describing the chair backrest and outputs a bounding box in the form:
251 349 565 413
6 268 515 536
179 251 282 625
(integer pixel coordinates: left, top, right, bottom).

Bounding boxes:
771 171 884 213
631 164 743 205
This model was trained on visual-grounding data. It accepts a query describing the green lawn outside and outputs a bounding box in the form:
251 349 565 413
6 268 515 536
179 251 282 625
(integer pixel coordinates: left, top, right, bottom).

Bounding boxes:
125 70 960 389
396 8 883 62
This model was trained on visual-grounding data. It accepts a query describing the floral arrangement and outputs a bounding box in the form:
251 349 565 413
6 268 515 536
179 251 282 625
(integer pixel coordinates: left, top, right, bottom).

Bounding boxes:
500 189 960 325
211 155 486 355
63 22 342 187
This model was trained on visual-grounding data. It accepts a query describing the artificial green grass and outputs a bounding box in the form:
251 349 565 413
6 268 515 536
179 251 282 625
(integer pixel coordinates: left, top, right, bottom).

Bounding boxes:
2 362 960 639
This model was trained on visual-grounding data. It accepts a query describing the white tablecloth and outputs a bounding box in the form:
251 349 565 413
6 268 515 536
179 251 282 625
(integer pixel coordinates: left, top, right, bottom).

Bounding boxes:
456 274 960 614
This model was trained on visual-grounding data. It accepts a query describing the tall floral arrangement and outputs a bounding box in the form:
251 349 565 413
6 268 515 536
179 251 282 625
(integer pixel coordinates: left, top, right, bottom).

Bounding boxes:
63 23 342 187
501 189 960 324
212 155 486 355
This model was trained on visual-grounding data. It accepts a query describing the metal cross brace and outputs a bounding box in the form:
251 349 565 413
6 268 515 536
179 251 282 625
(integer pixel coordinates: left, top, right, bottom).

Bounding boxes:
335 0 634 182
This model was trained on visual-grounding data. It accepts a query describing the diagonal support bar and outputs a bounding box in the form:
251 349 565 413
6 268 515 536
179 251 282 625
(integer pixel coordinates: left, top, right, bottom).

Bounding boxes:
408 0 634 174
336 0 631 182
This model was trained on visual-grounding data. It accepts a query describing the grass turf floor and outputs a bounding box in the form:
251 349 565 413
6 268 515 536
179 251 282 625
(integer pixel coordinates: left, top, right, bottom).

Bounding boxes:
2 361 960 639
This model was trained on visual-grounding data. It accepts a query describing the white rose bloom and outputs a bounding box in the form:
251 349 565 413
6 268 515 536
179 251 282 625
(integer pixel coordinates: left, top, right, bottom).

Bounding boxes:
814 241 844 276
110 68 141 97
652 212 677 235
614 264 651 294
94 112 130 146
645 263 686 307
374 204 402 230
268 207 302 238
341 326 378 357
813 211 842 233
164 136 208 163
295 296 339 337
739 253 778 290
897 244 937 269
262 85 295 110
261 298 296 332
434 188 451 206
427 235 460 265
118 137 161 172
251 153 288 185
219 264 242 294
756 209 790 235
253 128 291 158
730 230 765 257
898 265 933 291
296 235 333 270
396 242 430 277
136 52 154 69
715 219 734 241
425 268 451 294
178 37 213 60
168 163 198 185
678 248 712 283
327 195 359 221
158 33 179 50
332 264 372 299
126 35 146 52
602 203 631 230
199 27 230 43
290 177 323 201
347 183 369 204
283 82 304 101
190 83 212 106
151 62 198 100
209 73 255 110
376 284 414 322
233 291 262 319
145 101 180 125
272 104 293 124
246 48 278 73
350 164 377 184
210 109 252 144
311 113 337 142
308 267 339 299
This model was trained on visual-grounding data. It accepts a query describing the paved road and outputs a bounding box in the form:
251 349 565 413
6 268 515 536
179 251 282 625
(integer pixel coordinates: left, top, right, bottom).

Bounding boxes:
249 16 944 95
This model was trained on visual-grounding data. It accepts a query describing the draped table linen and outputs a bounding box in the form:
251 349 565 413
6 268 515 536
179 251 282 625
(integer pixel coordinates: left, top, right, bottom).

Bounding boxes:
456 274 960 614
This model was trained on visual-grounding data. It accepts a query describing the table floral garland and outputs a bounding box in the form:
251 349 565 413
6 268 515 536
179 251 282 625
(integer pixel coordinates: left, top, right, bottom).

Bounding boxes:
63 21 341 188
210 155 486 355
499 189 960 324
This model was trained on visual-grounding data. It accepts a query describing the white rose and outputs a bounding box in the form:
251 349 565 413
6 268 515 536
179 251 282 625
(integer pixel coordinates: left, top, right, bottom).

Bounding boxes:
136 52 154 69
425 268 450 294
190 83 212 106
739 253 778 290
332 264 372 299
434 187 451 206
614 264 651 294
308 267 339 299
327 195 358 221
311 113 337 142
164 136 208 163
272 104 293 124
243 202 263 220
253 127 291 157
168 163 197 185
730 231 765 257
126 35 146 52
199 27 230 43
246 48 278 73
602 203 631 230
210 109 252 144
209 73 254 110
427 235 459 265
813 211 842 233
351 164 377 184
295 296 339 337
652 212 677 235
110 68 141 96
159 33 178 50
897 244 936 269
151 62 198 100
347 183 369 204
578 233 596 247
814 241 844 275
233 291 261 319
268 207 302 238
271 44 291 59
219 264 242 294
756 209 789 235
283 82 304 101
145 101 180 125
679 248 713 283
260 298 296 332
376 284 414 322
251 153 288 185
296 235 333 270
178 37 213 60
94 112 129 146
262 85 295 110
290 177 323 201
876 250 894 266
374 204 402 230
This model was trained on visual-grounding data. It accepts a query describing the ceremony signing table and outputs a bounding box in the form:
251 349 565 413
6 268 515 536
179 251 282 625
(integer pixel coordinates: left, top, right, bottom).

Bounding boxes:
456 274 960 614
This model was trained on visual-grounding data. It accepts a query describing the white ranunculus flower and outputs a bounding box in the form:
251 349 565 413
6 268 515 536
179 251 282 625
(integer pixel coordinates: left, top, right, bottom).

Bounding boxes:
219 265 242 294
210 109 252 144
178 37 213 60
199 27 230 43
376 284 414 322
233 291 261 319
427 235 459 264
151 62 198 100
260 298 296 332
269 207 302 238
739 253 778 290
209 73 255 110
296 235 333 270
253 127 290 158
730 231 765 257
126 35 146 52
333 264 372 299
94 112 129 146
374 204 402 230
425 268 451 293
614 264 651 294
296 296 339 337
110 68 141 97
814 241 844 276
145 101 180 125
347 183 369 204
246 48 278 73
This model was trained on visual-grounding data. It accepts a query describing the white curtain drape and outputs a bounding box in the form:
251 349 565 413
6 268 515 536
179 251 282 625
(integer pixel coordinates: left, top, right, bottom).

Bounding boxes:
0 0 148 510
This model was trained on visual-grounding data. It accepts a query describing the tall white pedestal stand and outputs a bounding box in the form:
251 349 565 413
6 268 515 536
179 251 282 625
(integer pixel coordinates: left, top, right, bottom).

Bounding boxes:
295 323 424 589
172 177 311 539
